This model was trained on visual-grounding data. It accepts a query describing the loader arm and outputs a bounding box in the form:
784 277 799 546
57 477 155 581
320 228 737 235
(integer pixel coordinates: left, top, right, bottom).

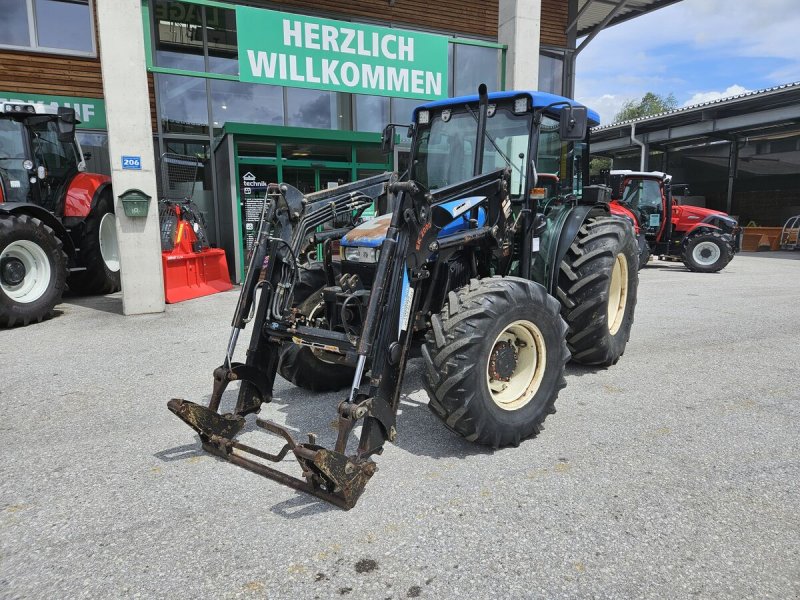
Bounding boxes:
167 167 510 508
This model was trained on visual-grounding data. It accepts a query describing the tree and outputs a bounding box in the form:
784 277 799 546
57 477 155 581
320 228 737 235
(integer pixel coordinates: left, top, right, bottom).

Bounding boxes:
614 92 678 123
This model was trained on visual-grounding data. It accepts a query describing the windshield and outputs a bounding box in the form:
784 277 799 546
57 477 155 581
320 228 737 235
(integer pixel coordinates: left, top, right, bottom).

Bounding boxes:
0 119 31 203
622 178 662 209
413 106 531 194
29 118 80 181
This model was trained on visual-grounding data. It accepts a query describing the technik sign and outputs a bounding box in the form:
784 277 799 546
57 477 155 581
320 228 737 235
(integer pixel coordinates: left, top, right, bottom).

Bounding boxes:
236 6 448 100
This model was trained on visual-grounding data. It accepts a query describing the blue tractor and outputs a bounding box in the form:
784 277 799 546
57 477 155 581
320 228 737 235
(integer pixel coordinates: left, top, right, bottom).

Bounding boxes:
168 86 638 508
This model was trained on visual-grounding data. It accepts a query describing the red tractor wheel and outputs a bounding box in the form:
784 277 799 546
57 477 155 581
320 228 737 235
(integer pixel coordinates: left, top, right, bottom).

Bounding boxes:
0 214 67 327
682 232 734 273
68 192 121 295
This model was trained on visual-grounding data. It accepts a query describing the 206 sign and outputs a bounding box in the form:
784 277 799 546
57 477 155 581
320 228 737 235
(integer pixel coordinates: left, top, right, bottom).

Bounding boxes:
122 155 142 170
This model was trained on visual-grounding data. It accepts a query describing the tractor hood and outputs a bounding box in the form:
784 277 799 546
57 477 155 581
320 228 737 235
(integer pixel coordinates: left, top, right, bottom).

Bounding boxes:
674 204 728 220
341 198 488 248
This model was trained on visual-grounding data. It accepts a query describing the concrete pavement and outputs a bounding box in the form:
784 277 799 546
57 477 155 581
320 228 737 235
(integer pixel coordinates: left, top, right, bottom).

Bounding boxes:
1 252 798 598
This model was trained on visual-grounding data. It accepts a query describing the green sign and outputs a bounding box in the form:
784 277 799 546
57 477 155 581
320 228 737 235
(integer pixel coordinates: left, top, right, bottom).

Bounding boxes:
236 6 448 100
0 91 106 130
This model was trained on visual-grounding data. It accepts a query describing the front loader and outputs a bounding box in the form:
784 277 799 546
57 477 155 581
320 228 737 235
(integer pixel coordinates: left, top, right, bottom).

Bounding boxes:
168 86 639 508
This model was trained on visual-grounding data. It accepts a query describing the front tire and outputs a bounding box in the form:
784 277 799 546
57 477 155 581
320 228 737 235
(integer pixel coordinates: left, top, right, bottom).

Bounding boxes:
682 232 733 273
67 192 121 295
0 215 67 328
422 277 569 448
556 216 639 366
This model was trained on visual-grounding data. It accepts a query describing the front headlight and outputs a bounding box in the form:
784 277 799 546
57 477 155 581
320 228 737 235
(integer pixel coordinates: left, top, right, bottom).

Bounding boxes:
344 247 360 262
343 247 380 263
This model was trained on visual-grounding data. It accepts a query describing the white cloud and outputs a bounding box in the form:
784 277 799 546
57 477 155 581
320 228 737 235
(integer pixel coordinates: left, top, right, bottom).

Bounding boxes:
682 85 751 107
575 0 800 110
578 94 633 125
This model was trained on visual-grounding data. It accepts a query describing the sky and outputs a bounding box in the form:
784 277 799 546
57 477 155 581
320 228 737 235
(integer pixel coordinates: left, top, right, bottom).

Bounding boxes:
575 0 800 125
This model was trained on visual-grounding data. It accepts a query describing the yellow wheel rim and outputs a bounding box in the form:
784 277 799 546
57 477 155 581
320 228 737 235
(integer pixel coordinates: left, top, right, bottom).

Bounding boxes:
486 320 547 411
607 253 628 335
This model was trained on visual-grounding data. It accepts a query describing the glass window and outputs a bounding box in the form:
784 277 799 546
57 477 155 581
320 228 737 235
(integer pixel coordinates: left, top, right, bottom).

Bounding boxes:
414 112 476 190
356 146 385 164
482 109 531 195
162 140 216 244
76 131 110 176
0 0 31 47
153 0 204 71
453 44 500 97
286 89 351 130
0 117 30 203
30 118 80 178
539 52 564 95
35 0 93 53
237 141 277 159
391 97 419 126
354 95 389 133
414 105 531 192
210 80 283 131
281 143 350 162
157 74 209 134
206 6 237 74
535 115 586 197
535 116 564 176
0 0 93 54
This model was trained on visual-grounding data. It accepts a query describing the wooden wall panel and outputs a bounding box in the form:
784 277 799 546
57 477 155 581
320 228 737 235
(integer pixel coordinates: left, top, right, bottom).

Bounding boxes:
541 0 568 47
0 51 104 98
249 0 498 39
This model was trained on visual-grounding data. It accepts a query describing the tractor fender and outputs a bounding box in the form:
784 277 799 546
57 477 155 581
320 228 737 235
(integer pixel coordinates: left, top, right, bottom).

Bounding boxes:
63 172 112 218
535 202 609 294
0 202 76 258
680 223 730 249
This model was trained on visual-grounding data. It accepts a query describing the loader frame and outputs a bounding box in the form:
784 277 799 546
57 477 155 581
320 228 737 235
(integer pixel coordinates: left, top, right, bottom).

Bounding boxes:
168 87 600 508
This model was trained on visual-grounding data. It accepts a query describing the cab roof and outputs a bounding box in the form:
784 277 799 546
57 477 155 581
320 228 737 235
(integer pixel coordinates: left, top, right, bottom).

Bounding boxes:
610 169 671 181
414 90 601 126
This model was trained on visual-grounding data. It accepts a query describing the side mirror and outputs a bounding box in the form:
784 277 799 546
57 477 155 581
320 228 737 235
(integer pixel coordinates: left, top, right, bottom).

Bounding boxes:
381 124 395 154
559 105 588 141
57 107 77 142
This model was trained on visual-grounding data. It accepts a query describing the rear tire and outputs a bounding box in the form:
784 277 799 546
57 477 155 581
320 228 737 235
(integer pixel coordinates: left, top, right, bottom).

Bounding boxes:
0 215 67 328
67 193 121 295
682 232 733 273
277 263 357 392
556 216 638 366
422 277 568 448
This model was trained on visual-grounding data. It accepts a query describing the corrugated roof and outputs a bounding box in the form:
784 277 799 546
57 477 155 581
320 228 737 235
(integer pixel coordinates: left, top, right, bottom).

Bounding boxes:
593 82 800 132
576 0 684 38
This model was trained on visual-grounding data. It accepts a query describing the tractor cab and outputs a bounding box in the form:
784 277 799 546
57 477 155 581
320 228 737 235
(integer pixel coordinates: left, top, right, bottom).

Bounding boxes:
344 90 600 286
609 170 671 245
0 103 85 214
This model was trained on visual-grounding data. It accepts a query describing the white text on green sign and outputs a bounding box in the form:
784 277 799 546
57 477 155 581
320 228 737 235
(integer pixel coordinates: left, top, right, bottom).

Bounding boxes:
0 91 106 129
236 7 448 100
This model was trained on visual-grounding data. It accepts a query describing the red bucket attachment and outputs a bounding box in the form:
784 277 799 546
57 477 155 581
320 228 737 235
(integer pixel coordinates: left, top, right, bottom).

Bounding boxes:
162 248 233 304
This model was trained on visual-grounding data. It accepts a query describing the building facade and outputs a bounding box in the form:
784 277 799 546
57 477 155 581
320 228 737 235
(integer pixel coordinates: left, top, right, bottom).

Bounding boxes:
1 0 575 282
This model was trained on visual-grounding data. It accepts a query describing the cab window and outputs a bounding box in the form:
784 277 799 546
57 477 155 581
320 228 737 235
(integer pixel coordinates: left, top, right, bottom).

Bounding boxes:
29 118 80 180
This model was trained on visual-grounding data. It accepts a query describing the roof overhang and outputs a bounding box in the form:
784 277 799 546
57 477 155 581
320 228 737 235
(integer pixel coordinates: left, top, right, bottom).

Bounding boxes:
591 83 800 155
573 0 684 42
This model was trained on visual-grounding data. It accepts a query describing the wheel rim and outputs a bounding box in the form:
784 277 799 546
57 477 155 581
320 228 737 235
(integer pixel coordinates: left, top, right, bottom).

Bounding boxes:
607 253 629 335
99 212 121 272
486 320 547 411
0 240 52 303
692 240 721 266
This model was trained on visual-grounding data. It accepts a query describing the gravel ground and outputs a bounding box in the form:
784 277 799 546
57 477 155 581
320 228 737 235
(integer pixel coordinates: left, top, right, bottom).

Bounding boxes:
1 251 798 599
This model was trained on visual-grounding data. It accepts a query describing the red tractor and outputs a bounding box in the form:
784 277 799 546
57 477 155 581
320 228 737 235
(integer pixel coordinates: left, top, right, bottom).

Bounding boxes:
608 170 741 272
0 102 120 327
